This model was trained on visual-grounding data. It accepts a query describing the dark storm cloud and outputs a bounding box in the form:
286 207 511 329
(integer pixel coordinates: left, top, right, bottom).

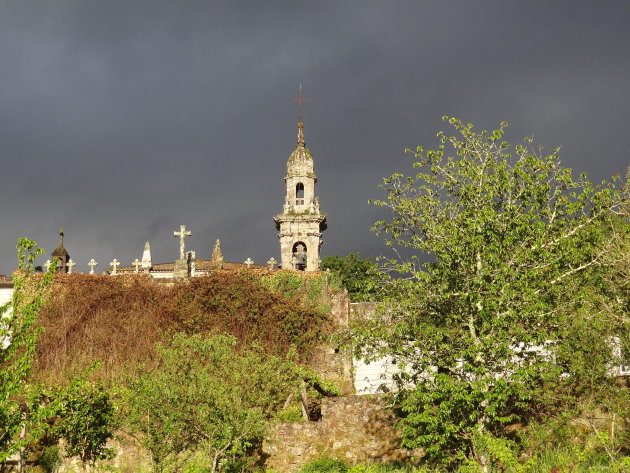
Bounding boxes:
1 1 629 274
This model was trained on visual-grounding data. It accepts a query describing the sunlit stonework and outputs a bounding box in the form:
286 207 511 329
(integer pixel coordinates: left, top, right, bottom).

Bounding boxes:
274 121 327 271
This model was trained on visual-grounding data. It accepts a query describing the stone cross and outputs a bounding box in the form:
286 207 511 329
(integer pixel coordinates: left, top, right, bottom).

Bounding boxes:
173 225 191 260
132 258 141 273
66 259 76 274
109 259 120 275
45 260 51 271
87 259 98 275
267 257 277 271
244 258 254 268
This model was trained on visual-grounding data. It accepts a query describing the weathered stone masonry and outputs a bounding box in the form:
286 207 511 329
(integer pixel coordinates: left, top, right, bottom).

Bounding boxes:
264 396 421 472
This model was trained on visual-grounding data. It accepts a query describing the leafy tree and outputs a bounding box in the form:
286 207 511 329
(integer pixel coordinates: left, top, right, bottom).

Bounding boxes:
123 333 312 473
1 240 115 468
356 117 628 465
0 239 55 462
321 253 387 301
30 375 115 464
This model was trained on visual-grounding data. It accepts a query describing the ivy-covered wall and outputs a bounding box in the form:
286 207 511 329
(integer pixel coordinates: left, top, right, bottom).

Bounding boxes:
32 270 350 388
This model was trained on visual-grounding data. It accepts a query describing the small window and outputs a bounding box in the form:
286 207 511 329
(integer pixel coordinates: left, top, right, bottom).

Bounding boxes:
296 182 304 205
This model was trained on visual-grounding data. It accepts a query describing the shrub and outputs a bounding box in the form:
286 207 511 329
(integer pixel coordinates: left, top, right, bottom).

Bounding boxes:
299 457 349 473
38 446 61 473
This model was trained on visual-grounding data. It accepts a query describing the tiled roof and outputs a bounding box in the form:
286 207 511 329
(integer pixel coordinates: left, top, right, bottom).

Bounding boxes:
115 259 268 273
0 275 13 288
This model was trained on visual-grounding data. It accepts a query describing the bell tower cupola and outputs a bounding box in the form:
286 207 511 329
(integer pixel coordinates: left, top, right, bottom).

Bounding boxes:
51 228 70 273
274 89 327 271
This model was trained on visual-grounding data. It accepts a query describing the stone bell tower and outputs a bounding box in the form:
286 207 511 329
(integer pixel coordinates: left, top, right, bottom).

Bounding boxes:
51 228 70 273
274 119 327 271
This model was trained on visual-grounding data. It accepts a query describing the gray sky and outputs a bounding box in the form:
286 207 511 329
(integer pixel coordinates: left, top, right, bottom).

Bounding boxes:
1 1 629 274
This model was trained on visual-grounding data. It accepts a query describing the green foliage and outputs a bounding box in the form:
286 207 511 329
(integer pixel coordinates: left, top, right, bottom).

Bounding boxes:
261 271 305 298
1 239 115 468
297 449 630 473
346 465 437 473
298 461 441 473
357 117 629 463
274 405 304 422
38 446 61 473
456 429 630 473
31 374 115 464
321 253 388 301
305 274 329 309
0 238 56 461
123 333 314 473
298 457 349 473
260 271 332 311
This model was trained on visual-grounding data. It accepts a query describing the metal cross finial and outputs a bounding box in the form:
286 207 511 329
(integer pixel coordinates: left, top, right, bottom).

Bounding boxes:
174 225 192 260
66 259 76 274
45 260 52 271
132 258 141 273
88 259 98 274
267 257 277 271
295 84 308 122
110 259 120 275
244 257 254 268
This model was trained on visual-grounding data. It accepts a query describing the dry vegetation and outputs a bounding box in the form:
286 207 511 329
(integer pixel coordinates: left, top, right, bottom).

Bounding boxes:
32 271 330 385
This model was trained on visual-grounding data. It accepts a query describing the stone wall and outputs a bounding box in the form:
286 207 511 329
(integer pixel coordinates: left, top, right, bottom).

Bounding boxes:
264 396 421 472
349 302 379 322
308 289 354 394
57 432 152 473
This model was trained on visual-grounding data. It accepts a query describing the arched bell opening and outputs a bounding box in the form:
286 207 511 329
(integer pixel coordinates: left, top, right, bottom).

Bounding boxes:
292 241 307 271
296 182 305 205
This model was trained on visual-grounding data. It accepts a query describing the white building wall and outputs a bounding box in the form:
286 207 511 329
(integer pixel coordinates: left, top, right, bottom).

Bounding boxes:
1 287 14 349
0 287 13 306
353 355 405 395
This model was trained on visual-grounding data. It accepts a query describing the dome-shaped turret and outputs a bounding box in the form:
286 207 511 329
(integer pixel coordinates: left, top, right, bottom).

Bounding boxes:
286 122 316 180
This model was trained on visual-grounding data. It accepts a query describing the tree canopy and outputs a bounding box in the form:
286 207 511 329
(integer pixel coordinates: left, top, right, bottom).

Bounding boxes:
1 239 55 462
123 333 328 473
1 240 114 467
321 253 387 301
355 117 629 465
